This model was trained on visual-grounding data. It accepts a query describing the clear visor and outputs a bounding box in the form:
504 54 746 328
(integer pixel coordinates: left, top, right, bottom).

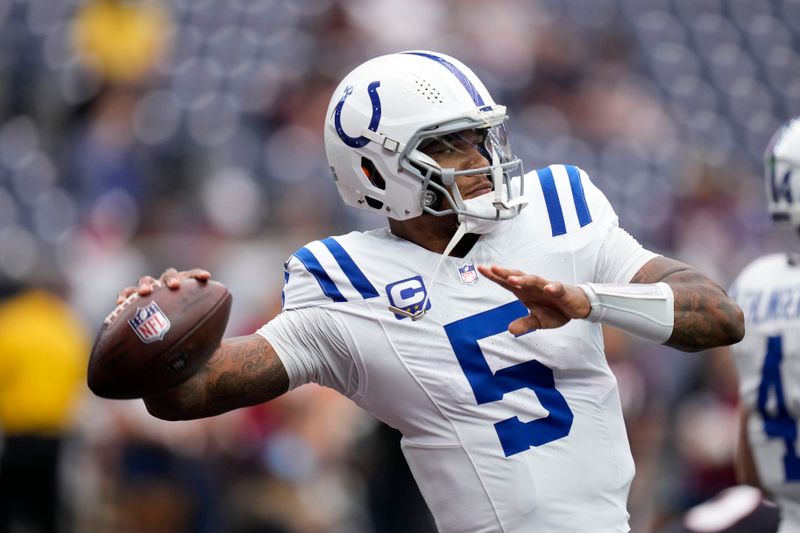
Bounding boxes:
400 116 527 221
417 124 515 164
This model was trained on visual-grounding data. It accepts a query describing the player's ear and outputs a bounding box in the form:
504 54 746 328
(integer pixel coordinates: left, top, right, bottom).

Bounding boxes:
361 157 385 190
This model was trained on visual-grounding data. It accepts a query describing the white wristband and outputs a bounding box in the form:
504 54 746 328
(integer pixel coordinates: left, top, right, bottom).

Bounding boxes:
579 282 675 344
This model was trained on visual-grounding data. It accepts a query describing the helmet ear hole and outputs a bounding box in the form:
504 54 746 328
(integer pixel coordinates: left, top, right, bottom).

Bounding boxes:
361 157 385 190
365 196 384 209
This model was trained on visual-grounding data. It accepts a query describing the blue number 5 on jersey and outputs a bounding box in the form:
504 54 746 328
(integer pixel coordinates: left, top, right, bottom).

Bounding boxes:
444 301 574 457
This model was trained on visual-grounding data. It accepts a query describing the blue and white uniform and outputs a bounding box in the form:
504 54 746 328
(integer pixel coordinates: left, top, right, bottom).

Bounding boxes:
731 253 800 532
258 165 656 533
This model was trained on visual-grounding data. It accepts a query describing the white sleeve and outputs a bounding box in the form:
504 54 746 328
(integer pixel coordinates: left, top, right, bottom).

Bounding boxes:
255 306 359 398
594 226 659 284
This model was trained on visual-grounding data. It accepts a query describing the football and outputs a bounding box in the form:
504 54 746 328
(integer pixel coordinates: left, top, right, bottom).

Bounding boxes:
88 278 232 400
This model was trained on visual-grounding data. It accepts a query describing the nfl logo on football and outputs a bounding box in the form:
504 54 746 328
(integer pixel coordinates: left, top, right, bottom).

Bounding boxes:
458 263 479 285
128 302 171 343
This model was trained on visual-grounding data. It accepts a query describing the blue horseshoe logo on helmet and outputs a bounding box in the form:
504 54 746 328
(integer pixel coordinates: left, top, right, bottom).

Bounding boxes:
334 81 381 148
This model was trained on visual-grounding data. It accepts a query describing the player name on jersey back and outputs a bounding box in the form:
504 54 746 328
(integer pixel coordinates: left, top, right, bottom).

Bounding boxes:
735 284 800 324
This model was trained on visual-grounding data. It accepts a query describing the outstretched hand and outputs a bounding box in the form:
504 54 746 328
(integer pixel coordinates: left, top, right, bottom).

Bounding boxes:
477 265 592 335
115 267 212 304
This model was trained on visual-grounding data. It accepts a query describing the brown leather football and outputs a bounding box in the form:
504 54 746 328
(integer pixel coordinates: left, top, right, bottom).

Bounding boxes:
88 278 232 400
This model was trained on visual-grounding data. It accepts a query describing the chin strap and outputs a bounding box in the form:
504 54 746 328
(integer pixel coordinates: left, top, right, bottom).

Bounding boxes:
388 222 469 321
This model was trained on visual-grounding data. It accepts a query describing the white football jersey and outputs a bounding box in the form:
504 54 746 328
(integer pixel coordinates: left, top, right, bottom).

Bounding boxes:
258 165 657 533
731 253 800 531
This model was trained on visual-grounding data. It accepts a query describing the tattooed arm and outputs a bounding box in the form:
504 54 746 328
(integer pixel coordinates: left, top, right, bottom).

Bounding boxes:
479 256 744 351
143 334 289 421
630 256 744 352
115 269 289 420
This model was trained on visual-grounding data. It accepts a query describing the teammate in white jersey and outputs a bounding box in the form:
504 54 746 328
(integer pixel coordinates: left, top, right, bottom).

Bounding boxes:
731 117 800 532
117 52 744 532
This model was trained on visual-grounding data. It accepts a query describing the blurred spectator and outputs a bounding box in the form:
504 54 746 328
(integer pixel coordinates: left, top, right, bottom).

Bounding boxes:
71 0 170 85
64 85 155 216
0 282 90 533
673 349 740 508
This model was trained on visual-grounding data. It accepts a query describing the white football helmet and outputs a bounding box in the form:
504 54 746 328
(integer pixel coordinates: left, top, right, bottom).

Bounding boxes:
765 116 800 228
324 51 526 222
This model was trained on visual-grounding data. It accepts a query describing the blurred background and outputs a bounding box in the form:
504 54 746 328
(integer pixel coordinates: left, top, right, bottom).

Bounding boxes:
0 0 798 531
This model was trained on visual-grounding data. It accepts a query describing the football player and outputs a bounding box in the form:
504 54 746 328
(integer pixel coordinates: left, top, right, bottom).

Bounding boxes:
119 52 744 532
730 117 800 533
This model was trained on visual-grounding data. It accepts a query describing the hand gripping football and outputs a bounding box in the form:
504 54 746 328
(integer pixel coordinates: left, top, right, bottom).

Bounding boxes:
88 278 232 399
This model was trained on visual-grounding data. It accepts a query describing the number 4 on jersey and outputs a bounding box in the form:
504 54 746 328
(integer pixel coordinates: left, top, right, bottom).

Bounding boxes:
758 335 800 480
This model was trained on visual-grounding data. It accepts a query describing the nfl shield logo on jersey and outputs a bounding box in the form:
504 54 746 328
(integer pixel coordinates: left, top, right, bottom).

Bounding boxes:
457 263 479 285
128 302 171 343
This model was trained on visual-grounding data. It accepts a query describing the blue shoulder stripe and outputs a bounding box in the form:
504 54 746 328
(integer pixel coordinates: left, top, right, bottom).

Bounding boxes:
565 165 592 227
281 268 289 308
293 247 347 303
536 167 566 236
321 237 379 299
